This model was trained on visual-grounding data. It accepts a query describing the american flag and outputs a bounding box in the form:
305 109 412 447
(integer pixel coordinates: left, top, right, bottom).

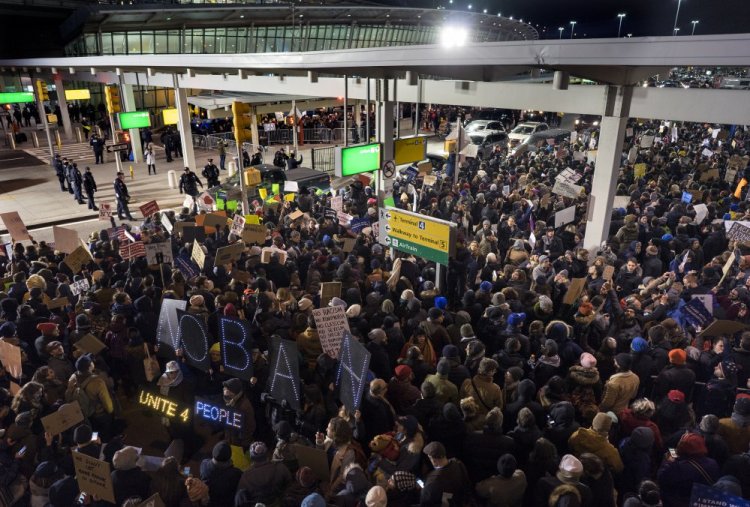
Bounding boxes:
120 241 146 260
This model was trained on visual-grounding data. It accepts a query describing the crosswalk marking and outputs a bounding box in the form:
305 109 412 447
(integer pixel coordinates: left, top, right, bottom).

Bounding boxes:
22 141 163 165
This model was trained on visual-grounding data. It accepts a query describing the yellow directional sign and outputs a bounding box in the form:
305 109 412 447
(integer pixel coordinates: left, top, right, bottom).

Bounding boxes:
382 207 454 264
394 136 428 166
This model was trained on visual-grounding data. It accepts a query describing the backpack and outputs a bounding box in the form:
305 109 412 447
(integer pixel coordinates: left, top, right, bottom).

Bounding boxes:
66 375 97 418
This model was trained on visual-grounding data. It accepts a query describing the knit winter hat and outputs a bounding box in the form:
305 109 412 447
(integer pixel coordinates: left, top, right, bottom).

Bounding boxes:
580 352 597 368
734 396 750 416
676 432 708 457
460 323 474 338
113 446 139 471
296 466 316 488
508 312 526 327
699 414 720 434
557 454 583 480
249 441 268 460
631 337 648 352
437 358 451 376
365 486 387 507
392 470 418 491
212 441 231 462
668 348 687 365
73 425 93 445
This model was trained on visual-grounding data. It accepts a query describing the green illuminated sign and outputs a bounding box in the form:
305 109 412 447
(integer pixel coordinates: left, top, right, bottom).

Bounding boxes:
118 111 151 129
0 92 35 104
336 142 381 177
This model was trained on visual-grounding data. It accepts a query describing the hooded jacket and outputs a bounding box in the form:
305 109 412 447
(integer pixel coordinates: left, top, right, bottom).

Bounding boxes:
544 402 580 456
618 427 655 495
568 427 624 474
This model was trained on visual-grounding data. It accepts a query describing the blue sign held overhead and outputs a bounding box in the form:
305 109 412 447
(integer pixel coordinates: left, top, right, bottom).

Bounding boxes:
350 218 370 233
682 191 693 204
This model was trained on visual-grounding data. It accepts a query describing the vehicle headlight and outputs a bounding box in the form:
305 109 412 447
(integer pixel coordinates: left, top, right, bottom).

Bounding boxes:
593 121 599 126
575 120 580 125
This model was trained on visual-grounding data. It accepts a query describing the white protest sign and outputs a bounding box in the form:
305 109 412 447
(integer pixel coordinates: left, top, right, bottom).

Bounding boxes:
613 196 631 209
331 196 343 212
692 294 714 316
573 151 585 161
0 340 22 378
145 242 173 265
98 203 113 221
702 148 714 158
230 215 246 237
552 180 584 199
284 180 299 193
693 204 709 225
53 226 81 254
70 278 90 296
312 306 351 358
554 205 576 228
0 212 30 241
72 451 116 503
640 135 655 148
160 213 173 234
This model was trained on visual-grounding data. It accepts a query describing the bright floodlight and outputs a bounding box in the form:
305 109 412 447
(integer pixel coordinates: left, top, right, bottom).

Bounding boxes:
442 26 468 47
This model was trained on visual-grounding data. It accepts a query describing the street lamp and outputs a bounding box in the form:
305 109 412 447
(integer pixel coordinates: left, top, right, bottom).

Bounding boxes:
672 0 682 36
673 27 680 35
570 20 576 39
558 27 564 39
691 20 699 35
617 13 626 38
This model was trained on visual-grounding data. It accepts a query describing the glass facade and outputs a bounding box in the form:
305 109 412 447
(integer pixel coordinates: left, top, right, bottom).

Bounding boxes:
65 23 518 56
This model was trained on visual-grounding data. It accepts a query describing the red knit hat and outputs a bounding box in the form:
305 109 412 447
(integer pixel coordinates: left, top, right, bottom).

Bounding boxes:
36 322 58 336
394 365 412 381
667 390 685 403
676 432 707 457
668 348 687 365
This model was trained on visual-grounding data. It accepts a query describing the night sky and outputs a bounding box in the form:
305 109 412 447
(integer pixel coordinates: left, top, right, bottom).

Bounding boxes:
383 0 750 39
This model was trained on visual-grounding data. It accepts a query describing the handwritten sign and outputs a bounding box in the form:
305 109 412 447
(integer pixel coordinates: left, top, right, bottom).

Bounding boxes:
0 212 30 241
0 340 22 378
260 247 287 265
552 180 583 200
727 223 750 243
139 200 160 218
74 333 107 355
41 401 84 436
72 451 116 503
160 212 173 234
53 226 80 254
214 242 245 267
554 205 576 228
145 242 172 265
563 278 587 305
230 215 246 237
47 296 69 310
313 306 351 358
241 224 266 245
70 278 90 296
64 245 93 273
191 239 205 269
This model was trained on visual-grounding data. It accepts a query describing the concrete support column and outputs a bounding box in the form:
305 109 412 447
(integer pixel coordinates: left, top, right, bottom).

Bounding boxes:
583 85 632 252
250 106 259 148
52 74 73 140
173 81 196 171
120 83 143 163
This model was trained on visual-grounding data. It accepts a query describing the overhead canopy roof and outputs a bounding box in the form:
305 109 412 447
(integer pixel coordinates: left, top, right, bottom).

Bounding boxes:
186 92 316 110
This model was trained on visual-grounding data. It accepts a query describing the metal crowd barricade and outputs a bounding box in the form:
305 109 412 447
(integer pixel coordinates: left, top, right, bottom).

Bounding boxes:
311 146 336 174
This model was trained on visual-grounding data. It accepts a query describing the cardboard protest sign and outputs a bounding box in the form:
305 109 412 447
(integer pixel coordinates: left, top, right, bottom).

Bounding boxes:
639 135 654 148
241 224 266 245
219 316 254 381
177 310 210 371
690 482 750 507
160 213 174 234
41 401 84 436
554 205 576 228
203 212 229 230
260 247 287 265
139 200 160 218
70 278 90 296
700 168 720 182
602 265 615 282
156 299 187 359
293 444 330 482
727 223 750 243
699 319 748 338
72 451 116 503
53 226 80 254
74 333 107 355
268 335 301 411
336 332 371 412
191 240 206 269
214 242 245 267
98 203 113 221
145 242 173 265
563 278 587 305
230 215 246 237
0 340 22 378
288 210 304 221
47 297 69 310
320 282 342 308
331 196 343 212
230 270 251 283
342 238 357 253
312 306 351 358
423 174 437 186
0 212 30 241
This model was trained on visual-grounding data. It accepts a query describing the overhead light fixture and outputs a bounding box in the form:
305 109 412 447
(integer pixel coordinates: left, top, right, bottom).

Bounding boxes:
441 25 468 47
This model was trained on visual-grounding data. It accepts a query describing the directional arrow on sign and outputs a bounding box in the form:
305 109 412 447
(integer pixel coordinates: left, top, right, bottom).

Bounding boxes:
385 213 392 220
385 225 391 233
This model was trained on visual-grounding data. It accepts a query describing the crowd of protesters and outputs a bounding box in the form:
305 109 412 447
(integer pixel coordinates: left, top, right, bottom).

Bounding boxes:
1 114 750 507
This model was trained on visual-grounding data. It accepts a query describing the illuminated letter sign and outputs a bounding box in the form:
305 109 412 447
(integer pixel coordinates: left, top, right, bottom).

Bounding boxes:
137 390 190 423
177 310 210 371
336 331 371 412
219 316 253 381
194 397 244 429
156 299 187 359
268 336 300 411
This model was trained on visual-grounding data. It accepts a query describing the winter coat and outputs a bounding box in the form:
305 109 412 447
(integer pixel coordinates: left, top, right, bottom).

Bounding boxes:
652 364 696 403
717 416 750 455
544 402 580 456
463 429 516 482
599 371 639 414
618 427 655 496
657 455 719 507
566 365 602 421
460 373 504 417
111 467 151 506
360 393 395 442
568 427 624 474
618 408 664 450
423 373 459 405
475 470 527 507
387 378 421 414
237 460 292 505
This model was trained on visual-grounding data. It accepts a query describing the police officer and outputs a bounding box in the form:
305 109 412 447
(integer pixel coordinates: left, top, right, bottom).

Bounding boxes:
202 158 220 188
53 154 67 192
217 139 226 170
71 163 84 204
250 148 263 166
90 134 105 164
179 167 203 214
62 158 74 194
114 171 134 220
83 167 98 211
